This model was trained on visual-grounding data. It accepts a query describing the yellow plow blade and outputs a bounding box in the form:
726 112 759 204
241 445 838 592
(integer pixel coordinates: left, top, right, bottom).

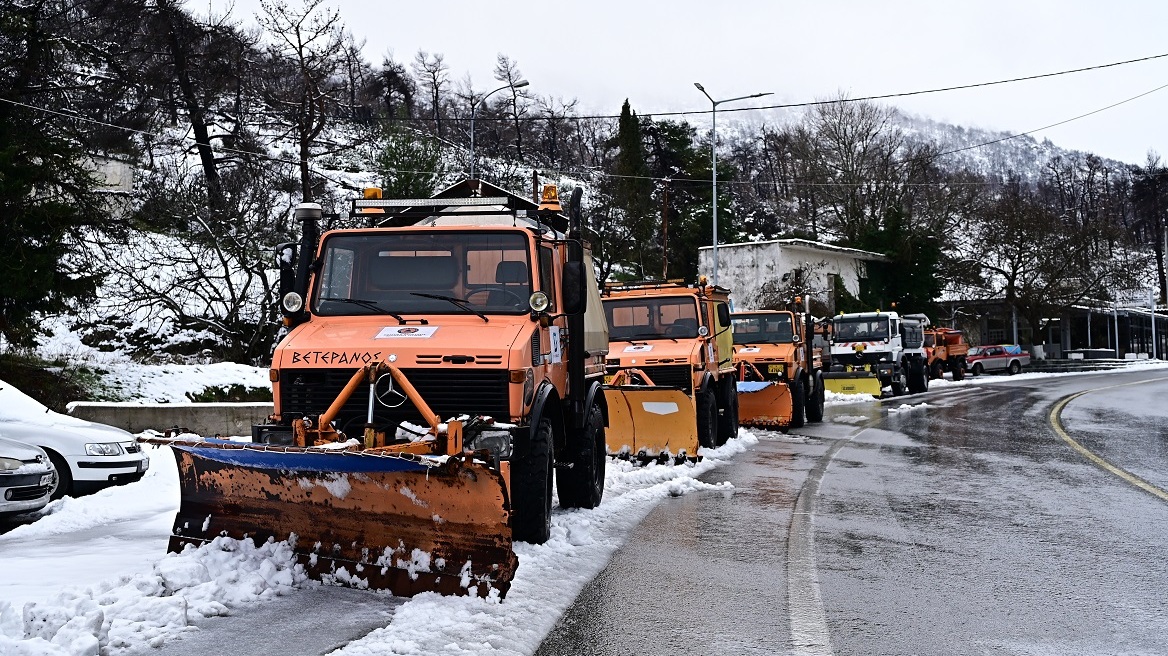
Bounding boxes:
603 387 699 461
148 439 516 598
823 375 883 397
736 381 793 428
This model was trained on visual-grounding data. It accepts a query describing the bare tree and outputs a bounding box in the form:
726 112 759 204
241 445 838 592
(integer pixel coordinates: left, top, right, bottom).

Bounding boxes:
492 54 532 160
411 50 449 138
257 0 345 202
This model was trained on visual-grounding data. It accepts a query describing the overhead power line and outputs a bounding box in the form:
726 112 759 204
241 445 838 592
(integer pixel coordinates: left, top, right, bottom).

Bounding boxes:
388 51 1168 123
1 53 1165 186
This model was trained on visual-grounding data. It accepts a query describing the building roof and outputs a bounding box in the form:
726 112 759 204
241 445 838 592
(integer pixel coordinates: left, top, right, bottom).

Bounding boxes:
698 238 889 262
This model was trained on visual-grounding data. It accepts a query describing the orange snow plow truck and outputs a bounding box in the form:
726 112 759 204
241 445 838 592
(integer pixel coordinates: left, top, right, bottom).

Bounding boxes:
145 181 612 599
601 280 738 462
730 299 825 431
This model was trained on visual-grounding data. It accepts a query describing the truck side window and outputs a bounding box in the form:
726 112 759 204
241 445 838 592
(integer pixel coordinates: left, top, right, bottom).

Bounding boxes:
539 247 556 311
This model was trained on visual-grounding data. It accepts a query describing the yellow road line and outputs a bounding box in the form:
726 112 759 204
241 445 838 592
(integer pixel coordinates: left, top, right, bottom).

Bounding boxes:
1049 382 1168 503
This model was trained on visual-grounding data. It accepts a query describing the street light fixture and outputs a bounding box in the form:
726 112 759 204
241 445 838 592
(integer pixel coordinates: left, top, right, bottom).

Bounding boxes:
469 80 529 179
694 83 772 287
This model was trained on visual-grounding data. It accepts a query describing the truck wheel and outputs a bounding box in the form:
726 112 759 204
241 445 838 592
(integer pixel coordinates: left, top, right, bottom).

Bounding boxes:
512 418 554 544
789 376 806 428
557 404 605 509
952 361 965 381
806 373 825 423
697 392 718 449
716 379 739 445
971 363 983 377
929 361 943 380
891 371 907 396
908 360 927 394
1008 360 1022 375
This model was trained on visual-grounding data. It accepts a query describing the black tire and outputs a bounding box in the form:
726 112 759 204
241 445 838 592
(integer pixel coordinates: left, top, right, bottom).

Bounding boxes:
697 391 718 449
512 418 554 544
805 373 825 423
908 360 928 394
789 376 806 428
1008 360 1022 375
716 379 739 446
971 363 984 377
929 361 943 380
557 404 605 509
46 451 72 501
952 360 966 381
891 370 907 396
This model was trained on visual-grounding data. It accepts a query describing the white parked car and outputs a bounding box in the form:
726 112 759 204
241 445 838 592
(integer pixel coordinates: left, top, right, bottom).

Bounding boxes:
0 379 149 499
0 435 57 517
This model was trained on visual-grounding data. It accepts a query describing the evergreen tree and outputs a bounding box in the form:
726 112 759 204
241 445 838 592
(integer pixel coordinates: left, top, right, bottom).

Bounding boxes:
0 1 108 347
607 100 655 278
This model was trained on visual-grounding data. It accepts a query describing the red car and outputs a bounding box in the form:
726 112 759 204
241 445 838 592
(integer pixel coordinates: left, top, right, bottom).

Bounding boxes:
966 345 1030 376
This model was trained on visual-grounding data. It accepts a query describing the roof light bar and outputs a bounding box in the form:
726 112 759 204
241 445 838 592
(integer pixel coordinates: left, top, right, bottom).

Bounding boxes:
353 196 511 209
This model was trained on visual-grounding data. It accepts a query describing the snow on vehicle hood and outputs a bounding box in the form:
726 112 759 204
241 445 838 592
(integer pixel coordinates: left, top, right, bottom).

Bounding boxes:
0 435 50 464
0 380 135 440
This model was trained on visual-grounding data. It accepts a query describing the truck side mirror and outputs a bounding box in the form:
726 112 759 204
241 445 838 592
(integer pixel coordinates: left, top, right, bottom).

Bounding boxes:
716 303 731 327
562 261 586 315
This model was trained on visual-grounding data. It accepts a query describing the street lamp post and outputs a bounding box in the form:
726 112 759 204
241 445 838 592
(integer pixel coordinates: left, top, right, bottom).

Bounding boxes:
693 83 772 287
469 80 529 179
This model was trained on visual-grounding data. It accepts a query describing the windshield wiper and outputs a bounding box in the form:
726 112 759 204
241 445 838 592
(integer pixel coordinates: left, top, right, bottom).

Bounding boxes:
410 293 489 323
320 297 405 323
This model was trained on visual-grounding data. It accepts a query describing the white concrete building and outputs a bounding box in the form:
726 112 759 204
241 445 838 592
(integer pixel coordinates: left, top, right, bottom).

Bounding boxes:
698 239 889 311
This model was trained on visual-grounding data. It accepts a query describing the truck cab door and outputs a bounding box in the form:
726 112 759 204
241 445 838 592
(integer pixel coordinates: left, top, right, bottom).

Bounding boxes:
713 302 734 370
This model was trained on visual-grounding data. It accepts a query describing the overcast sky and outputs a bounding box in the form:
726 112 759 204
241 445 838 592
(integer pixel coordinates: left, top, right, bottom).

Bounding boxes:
207 0 1168 164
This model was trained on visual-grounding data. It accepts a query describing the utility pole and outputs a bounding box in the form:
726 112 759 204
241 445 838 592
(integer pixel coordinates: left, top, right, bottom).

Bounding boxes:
661 177 670 280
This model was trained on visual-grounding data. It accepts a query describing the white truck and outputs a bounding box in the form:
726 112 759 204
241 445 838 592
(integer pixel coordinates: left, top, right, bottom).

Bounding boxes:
822 311 929 397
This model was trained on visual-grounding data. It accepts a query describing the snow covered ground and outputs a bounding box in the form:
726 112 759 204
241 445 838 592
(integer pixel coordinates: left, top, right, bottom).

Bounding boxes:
3 355 1167 655
0 431 758 656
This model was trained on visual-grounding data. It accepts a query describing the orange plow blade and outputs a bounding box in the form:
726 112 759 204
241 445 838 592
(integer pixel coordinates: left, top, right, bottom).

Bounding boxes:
603 387 699 462
736 381 794 428
149 439 516 598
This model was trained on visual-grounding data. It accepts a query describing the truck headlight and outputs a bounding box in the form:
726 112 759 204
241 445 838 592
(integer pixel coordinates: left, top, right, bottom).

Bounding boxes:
85 443 124 456
529 291 550 312
468 431 513 459
282 292 304 313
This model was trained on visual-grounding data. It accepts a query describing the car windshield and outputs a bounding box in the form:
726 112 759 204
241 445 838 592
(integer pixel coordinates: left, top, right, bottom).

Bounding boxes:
833 317 889 341
604 296 700 340
313 231 532 316
732 314 795 344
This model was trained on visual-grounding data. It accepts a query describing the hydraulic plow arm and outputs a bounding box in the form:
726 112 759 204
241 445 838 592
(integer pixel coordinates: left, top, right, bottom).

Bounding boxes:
293 361 464 456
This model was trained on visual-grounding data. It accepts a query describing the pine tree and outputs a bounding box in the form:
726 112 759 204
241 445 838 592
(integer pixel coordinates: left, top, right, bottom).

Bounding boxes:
608 100 656 278
0 1 107 347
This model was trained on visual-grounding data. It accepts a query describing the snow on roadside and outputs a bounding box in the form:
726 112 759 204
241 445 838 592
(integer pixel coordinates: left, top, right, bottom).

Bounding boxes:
0 431 758 655
331 432 756 656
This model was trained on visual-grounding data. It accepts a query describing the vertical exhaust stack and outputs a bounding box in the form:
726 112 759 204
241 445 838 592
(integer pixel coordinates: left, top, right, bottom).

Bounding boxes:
566 187 587 427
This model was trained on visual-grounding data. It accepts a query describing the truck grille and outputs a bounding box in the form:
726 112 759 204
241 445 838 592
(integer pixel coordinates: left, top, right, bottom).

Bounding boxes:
638 364 692 391
280 368 510 435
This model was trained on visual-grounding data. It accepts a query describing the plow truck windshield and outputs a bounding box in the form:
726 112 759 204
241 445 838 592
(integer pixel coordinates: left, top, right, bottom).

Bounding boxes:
604 296 701 340
732 314 795 344
834 317 889 341
314 231 532 315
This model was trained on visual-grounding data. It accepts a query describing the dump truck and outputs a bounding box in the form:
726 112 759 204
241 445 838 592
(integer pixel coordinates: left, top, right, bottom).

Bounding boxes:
823 311 929 397
143 181 611 598
908 316 968 381
601 280 738 462
731 298 825 430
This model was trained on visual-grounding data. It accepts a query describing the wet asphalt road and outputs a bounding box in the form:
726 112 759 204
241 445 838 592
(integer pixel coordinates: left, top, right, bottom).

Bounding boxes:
537 369 1168 656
